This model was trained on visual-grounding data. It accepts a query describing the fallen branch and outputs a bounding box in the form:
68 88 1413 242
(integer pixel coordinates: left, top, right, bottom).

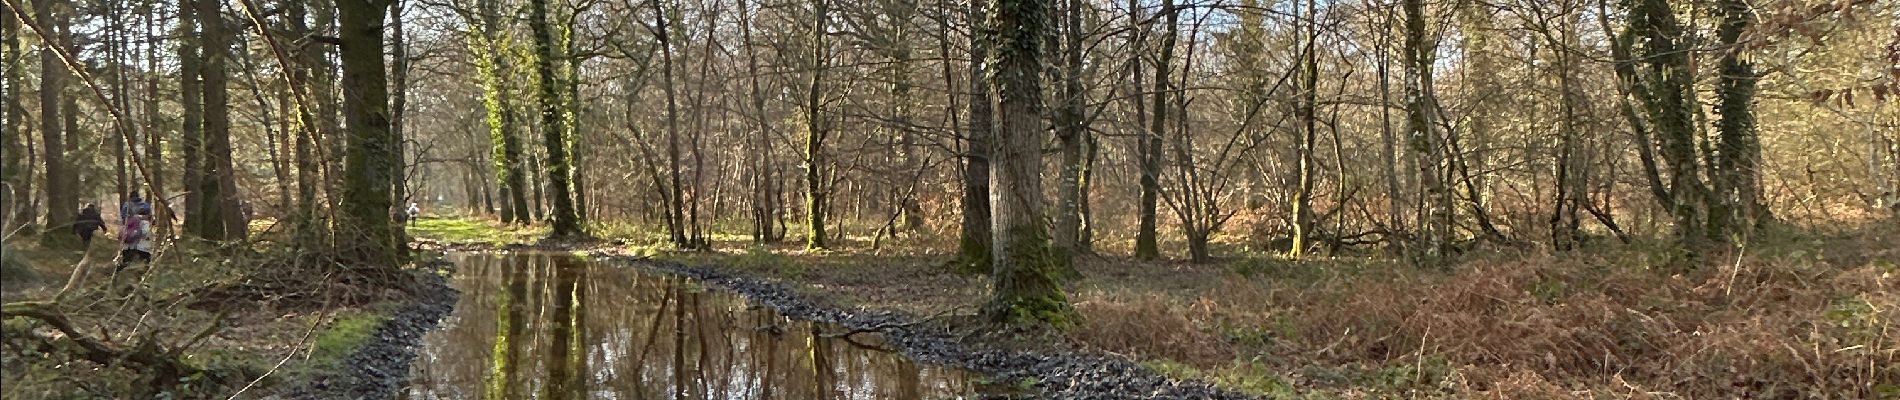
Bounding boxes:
1 301 201 381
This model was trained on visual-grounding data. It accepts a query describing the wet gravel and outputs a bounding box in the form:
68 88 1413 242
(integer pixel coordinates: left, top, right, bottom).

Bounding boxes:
599 253 1264 400
277 259 458 400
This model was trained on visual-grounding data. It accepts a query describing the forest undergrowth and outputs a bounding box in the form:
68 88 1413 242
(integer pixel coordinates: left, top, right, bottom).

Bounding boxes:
0 226 432 399
1071 224 1898 398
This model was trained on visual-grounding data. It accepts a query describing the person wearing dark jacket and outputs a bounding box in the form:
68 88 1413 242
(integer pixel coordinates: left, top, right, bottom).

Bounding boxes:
74 203 106 247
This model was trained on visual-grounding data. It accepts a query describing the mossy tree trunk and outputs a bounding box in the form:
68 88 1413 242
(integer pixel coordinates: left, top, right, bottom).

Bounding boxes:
528 0 582 238
470 0 531 225
802 0 831 251
337 0 400 265
984 0 1074 326
1712 0 1770 234
1628 0 1715 246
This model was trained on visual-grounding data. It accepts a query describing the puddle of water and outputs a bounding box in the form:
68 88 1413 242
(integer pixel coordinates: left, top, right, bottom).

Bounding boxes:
402 252 981 400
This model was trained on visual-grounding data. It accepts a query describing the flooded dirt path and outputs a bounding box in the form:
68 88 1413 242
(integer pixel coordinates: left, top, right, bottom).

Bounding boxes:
402 252 981 399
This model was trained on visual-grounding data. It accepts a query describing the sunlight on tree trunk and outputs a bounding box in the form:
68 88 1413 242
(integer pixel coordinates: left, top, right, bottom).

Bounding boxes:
983 0 1074 326
528 0 582 238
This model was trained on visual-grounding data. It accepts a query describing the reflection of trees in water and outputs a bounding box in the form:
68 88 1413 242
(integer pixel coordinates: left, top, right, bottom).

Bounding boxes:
541 255 582 399
406 252 975 399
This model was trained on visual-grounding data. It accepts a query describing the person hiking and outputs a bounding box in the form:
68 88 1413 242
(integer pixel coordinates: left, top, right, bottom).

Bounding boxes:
119 208 153 270
121 190 150 222
74 203 106 248
406 202 421 226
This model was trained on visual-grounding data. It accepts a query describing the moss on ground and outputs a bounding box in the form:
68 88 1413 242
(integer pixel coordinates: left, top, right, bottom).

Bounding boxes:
309 311 390 367
409 217 546 244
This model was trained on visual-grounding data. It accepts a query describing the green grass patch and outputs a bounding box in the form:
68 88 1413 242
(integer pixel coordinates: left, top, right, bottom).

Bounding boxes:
307 311 389 368
272 308 394 384
409 217 545 244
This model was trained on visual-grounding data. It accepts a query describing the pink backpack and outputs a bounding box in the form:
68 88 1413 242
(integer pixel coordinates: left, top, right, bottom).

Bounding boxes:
122 220 144 245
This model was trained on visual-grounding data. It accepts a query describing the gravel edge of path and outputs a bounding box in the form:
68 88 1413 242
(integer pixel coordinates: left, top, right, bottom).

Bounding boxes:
279 258 459 400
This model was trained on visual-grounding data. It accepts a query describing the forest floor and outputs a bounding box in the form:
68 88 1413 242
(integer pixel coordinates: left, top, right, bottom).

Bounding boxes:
0 225 455 400
410 216 1899 399
6 216 1887 399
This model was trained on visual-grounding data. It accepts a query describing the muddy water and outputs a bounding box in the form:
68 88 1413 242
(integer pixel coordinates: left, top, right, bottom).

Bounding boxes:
402 252 979 400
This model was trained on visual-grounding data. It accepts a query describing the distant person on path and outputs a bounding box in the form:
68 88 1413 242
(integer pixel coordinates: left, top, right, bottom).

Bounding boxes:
119 208 153 270
74 203 106 248
407 203 421 226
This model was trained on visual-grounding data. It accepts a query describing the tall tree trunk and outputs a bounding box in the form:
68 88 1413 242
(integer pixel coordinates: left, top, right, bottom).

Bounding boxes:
314 0 345 218
563 32 584 223
653 0 688 246
1375 0 1404 253
1050 0 1085 271
739 0 776 244
685 5 718 249
288 0 319 240
953 0 993 272
1713 0 1769 234
984 0 1073 326
529 154 544 220
472 0 529 225
1549 5 1585 251
390 0 410 216
109 7 128 211
1077 133 1096 253
1289 0 1319 259
61 94 77 227
143 3 168 233
1597 2 1672 216
1135 0 1174 261
338 0 399 265
1630 0 1714 245
196 0 238 240
262 82 292 211
889 0 922 235
38 0 72 247
1 0 23 231
1402 0 1451 260
1122 0 1146 254
802 0 831 251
